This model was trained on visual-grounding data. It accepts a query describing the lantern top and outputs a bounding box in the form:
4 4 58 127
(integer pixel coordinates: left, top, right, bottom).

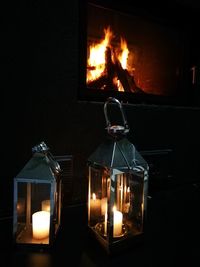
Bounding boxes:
15 142 61 182
88 136 148 170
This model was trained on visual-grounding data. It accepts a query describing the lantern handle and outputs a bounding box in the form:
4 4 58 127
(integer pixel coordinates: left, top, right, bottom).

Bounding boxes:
104 97 129 136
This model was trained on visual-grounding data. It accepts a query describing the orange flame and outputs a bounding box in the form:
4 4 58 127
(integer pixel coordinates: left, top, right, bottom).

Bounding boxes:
87 26 113 82
119 37 129 70
87 26 130 92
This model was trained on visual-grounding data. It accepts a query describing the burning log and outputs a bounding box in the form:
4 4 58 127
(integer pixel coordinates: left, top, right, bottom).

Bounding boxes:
87 75 118 91
113 51 144 93
87 74 117 90
105 46 116 90
87 47 118 91
116 63 144 93
114 57 132 92
87 74 108 89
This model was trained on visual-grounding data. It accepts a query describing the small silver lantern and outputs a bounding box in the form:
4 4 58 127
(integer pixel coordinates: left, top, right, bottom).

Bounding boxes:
87 97 149 253
13 142 62 247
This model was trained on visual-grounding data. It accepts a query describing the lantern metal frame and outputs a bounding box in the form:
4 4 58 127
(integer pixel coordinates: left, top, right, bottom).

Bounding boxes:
87 97 149 253
13 142 62 248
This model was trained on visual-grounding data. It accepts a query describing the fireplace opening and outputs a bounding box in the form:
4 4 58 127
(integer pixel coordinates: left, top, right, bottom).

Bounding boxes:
78 1 197 107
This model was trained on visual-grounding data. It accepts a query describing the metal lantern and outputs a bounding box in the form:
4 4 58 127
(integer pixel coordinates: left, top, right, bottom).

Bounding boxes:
87 97 149 253
13 142 62 248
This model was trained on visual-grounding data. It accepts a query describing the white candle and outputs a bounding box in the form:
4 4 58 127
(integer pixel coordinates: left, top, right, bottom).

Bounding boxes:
113 208 123 237
101 198 108 235
90 193 101 218
32 211 50 239
104 211 107 235
41 200 50 212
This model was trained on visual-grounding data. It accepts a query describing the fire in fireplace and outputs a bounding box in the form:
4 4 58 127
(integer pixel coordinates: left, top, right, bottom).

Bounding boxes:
87 26 144 94
78 1 196 107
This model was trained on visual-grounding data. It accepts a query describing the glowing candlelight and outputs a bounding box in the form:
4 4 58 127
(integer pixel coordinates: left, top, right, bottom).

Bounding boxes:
90 193 101 218
41 200 50 212
101 197 107 215
124 186 131 213
127 186 130 202
104 211 107 235
101 197 108 235
113 207 123 237
32 211 50 240
17 198 25 216
119 186 123 211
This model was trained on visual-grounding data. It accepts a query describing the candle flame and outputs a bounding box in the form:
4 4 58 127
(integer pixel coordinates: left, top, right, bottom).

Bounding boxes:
92 193 96 200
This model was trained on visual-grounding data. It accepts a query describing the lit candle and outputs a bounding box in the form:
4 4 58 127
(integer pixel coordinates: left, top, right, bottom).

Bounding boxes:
17 198 25 215
124 186 130 213
90 193 101 218
101 197 107 215
127 186 130 202
101 197 108 235
113 208 123 237
41 200 50 212
104 211 107 235
32 211 50 239
119 186 123 211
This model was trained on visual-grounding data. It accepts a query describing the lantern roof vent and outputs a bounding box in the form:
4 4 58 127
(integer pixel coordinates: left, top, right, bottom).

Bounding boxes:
88 97 148 170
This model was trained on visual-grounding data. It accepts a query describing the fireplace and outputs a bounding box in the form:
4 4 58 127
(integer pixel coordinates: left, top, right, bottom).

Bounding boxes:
78 1 197 107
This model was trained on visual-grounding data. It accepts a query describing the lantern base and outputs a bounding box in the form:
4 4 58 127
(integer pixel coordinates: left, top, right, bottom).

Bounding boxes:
16 224 49 245
94 222 129 238
88 223 144 255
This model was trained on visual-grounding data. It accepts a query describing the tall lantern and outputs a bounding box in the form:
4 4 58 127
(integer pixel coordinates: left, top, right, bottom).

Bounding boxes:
87 97 149 253
13 142 62 248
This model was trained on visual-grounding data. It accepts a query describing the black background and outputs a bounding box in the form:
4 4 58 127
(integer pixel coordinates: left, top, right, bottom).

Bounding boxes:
1 1 200 265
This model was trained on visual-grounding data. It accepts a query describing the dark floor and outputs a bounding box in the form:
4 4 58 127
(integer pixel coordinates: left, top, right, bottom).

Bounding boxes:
1 179 200 267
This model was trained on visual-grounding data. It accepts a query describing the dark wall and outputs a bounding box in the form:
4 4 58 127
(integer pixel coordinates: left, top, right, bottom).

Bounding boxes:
2 1 200 217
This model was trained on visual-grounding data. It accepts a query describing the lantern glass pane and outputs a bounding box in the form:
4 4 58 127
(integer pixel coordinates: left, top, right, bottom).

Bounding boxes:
106 170 144 243
88 167 110 227
120 171 144 237
16 182 51 245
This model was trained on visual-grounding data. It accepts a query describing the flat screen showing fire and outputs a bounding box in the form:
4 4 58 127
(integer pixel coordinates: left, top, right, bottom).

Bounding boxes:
86 3 186 100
